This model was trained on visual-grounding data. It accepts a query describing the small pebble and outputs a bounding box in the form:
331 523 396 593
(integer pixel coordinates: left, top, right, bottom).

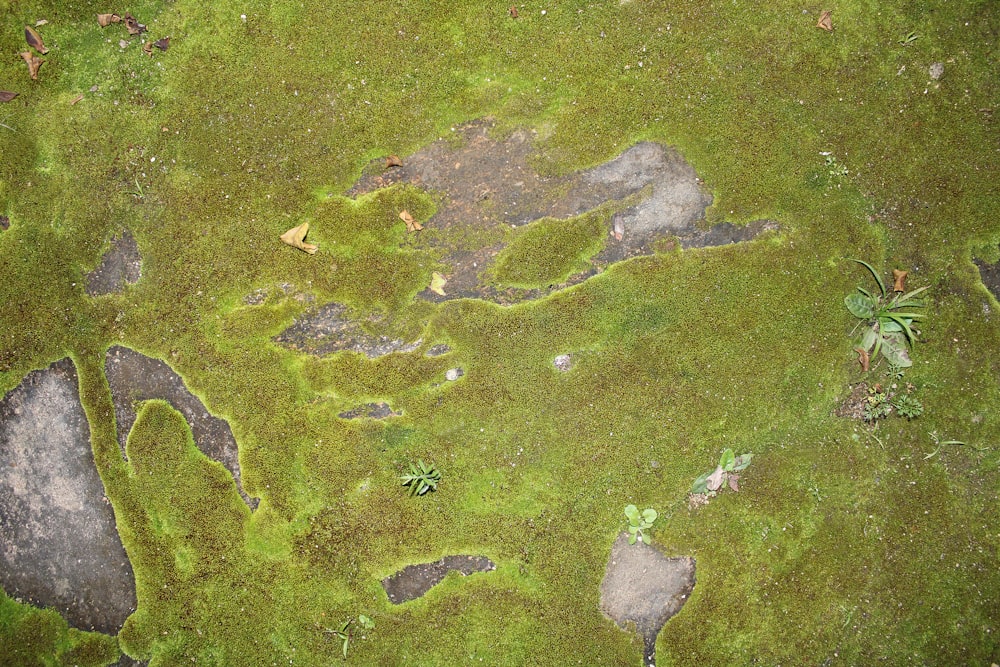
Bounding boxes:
445 368 464 381
929 62 944 80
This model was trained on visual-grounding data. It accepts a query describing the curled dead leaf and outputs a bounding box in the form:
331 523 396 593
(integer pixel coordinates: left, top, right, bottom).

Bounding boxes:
142 42 153 57
124 13 147 35
855 347 870 372
399 210 423 232
69 93 84 105
25 25 49 54
280 222 318 254
816 10 833 32
385 154 403 168
20 52 43 80
892 269 908 293
429 272 447 296
153 37 170 51
97 13 122 27
509 6 519 18
0 91 18 103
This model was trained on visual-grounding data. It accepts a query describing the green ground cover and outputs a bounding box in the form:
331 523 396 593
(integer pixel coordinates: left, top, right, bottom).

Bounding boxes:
1 0 998 664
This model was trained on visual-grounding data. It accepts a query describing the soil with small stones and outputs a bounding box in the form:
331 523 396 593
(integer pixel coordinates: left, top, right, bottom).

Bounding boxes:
975 258 1000 302
0 358 136 634
105 346 257 509
381 555 496 604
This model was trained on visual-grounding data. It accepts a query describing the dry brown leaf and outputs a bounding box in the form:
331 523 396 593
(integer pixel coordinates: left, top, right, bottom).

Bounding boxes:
892 269 908 293
385 154 403 168
705 465 724 492
855 347 870 372
124 13 147 35
35 19 48 27
509 6 519 18
0 91 18 103
728 473 740 493
816 10 833 32
153 37 170 51
429 272 447 296
69 93 84 105
97 13 122 27
20 52 43 80
280 222 318 254
25 25 49 54
142 42 153 57
399 210 423 232
0 215 9 231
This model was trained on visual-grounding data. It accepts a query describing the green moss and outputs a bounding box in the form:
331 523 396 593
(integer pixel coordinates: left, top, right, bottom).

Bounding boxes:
2 0 999 663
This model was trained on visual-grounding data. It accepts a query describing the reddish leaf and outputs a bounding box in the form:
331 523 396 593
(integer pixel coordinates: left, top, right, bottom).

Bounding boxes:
855 347 870 372
816 10 833 32
124 13 147 35
509 6 519 18
25 25 49 54
728 473 740 493
20 52 43 80
153 37 170 51
0 91 18 103
892 269 908 293
97 13 122 27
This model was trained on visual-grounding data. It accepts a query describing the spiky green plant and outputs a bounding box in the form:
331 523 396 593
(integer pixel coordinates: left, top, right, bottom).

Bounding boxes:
399 460 441 496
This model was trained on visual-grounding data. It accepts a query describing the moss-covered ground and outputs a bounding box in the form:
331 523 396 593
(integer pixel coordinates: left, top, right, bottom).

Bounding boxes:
1 0 999 664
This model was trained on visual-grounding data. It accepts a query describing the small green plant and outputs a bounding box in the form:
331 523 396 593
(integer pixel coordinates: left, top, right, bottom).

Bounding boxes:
690 448 753 495
400 459 441 496
126 177 146 202
891 392 924 420
863 384 893 422
845 259 929 368
823 153 849 178
898 30 919 45
624 504 657 545
323 615 375 659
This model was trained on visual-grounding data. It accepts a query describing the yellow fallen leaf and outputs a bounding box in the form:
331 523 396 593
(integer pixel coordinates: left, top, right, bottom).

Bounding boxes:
400 210 423 232
280 222 318 254
429 272 447 296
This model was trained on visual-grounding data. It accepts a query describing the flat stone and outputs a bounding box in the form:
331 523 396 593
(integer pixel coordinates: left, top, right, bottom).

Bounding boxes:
0 358 136 634
347 119 778 304
273 302 421 358
553 354 573 371
105 346 256 510
337 402 400 420
85 230 142 296
600 532 696 666
382 555 496 604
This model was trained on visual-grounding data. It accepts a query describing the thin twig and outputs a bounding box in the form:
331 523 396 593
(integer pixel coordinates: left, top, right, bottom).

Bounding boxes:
0 121 15 132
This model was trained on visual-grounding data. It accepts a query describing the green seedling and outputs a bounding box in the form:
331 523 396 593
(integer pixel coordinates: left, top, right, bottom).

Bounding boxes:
323 615 375 659
845 259 929 369
691 448 753 494
126 177 146 202
624 504 657 545
898 30 919 45
891 392 924 420
400 459 441 496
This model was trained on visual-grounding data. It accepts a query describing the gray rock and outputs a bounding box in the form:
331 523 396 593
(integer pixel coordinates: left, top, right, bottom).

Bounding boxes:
929 62 944 80
0 358 136 634
382 555 496 604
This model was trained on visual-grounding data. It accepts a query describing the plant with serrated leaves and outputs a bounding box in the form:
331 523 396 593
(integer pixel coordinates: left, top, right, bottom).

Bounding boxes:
399 459 441 496
845 259 929 369
862 384 893 422
624 504 657 545
690 449 753 495
891 392 924 420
